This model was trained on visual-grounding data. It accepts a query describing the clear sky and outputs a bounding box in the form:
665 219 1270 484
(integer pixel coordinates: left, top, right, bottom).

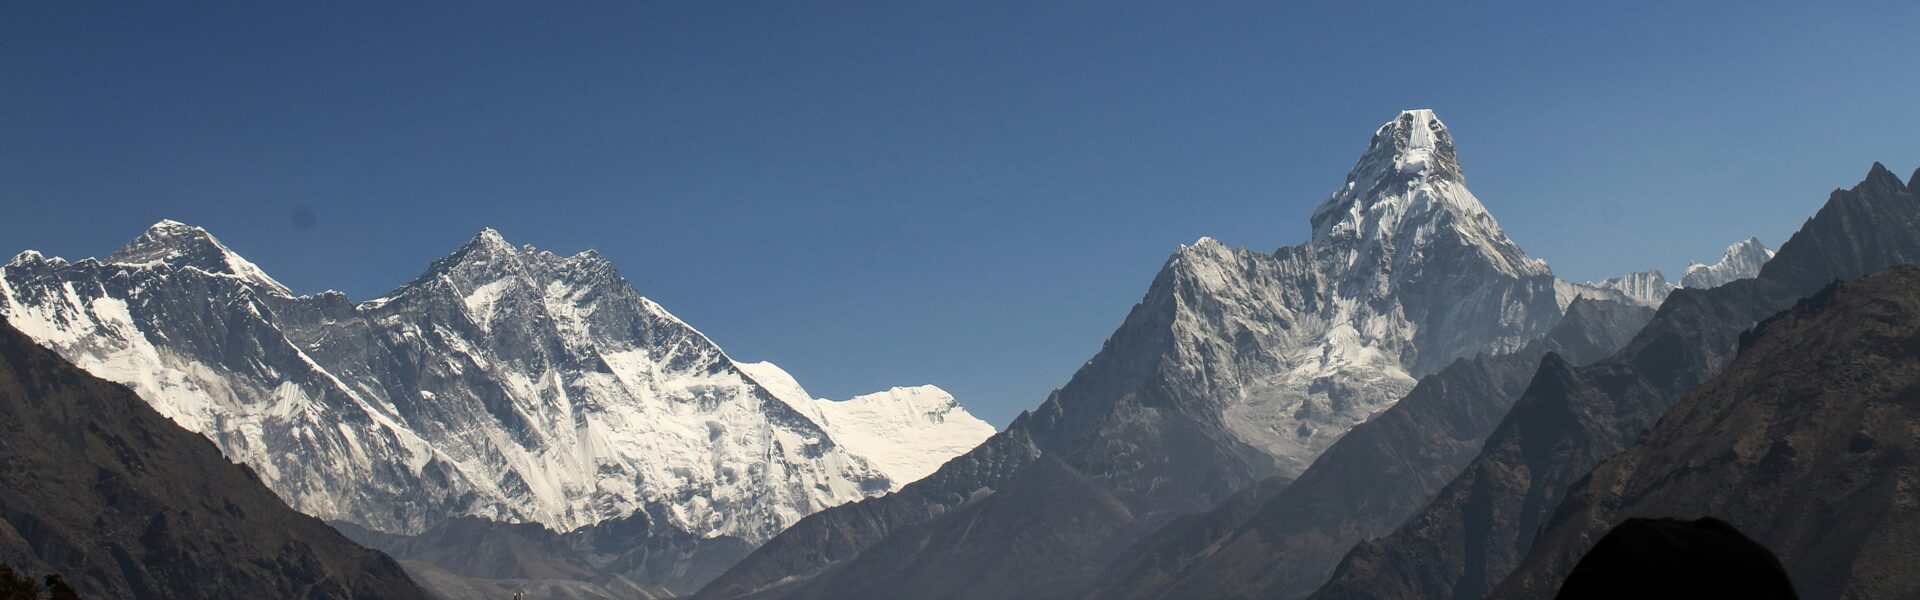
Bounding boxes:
4 3 1917 426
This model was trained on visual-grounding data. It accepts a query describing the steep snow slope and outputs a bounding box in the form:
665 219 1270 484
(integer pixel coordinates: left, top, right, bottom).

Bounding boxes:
1592 270 1675 306
0 224 992 544
737 361 995 486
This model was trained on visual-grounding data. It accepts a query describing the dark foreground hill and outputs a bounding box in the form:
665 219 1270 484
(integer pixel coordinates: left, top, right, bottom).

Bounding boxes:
1553 517 1797 600
0 318 428 599
1496 265 1920 599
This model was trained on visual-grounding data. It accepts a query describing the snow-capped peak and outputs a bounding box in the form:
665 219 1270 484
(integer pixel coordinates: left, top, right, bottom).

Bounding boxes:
736 360 997 487
447 228 519 263
6 249 63 269
1590 269 1675 306
811 384 996 487
396 229 617 299
107 219 292 295
470 227 512 250
4 221 1001 543
1368 108 1459 181
1681 236 1774 289
1308 109 1546 279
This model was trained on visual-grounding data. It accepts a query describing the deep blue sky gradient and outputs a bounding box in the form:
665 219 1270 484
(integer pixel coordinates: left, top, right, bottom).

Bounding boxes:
5 2 1918 425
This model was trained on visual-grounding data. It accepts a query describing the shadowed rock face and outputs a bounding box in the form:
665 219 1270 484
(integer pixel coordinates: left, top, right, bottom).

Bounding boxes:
768 455 1151 600
1084 297 1654 600
1496 266 1920 600
0 318 429 600
1554 518 1797 600
1312 164 1920 600
334 513 752 599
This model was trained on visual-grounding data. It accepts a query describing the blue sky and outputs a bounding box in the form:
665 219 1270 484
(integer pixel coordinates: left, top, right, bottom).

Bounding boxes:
4 2 1917 426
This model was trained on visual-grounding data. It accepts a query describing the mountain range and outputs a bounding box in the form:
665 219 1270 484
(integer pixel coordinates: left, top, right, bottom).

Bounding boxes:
1590 236 1777 307
5 107 1916 600
0 221 993 594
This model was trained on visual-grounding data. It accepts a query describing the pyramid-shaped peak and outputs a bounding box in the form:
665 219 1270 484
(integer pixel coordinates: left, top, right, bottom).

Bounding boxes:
1308 110 1545 278
428 228 531 270
1863 162 1906 192
463 227 515 251
108 220 291 295
476 227 507 243
393 227 632 301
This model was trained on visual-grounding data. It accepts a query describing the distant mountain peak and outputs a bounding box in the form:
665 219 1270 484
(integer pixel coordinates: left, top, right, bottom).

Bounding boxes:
1310 109 1546 279
1681 237 1774 290
1593 270 1675 306
469 226 512 248
444 227 521 264
106 219 291 295
400 228 617 294
6 249 63 269
1859 162 1914 202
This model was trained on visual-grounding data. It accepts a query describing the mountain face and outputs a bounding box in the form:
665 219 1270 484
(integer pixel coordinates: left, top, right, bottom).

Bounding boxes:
697 109 1603 599
0 223 993 581
1495 266 1920 600
1593 270 1674 306
335 512 752 599
1311 163 1920 600
0 317 429 599
1085 297 1654 600
1682 236 1776 289
736 362 997 487
777 454 1147 600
